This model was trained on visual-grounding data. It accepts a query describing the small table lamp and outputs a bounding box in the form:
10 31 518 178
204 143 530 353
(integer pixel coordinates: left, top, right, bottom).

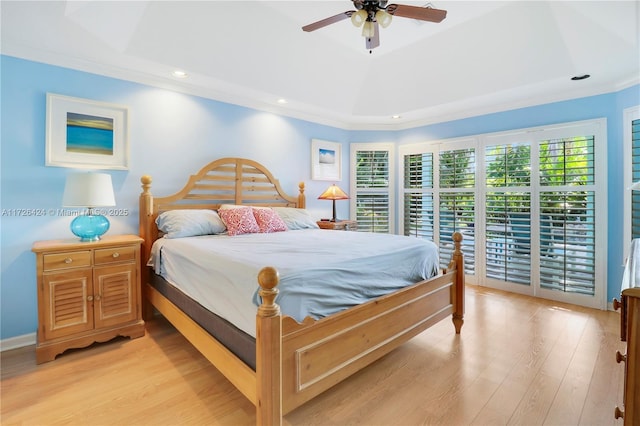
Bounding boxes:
62 172 116 242
318 184 349 222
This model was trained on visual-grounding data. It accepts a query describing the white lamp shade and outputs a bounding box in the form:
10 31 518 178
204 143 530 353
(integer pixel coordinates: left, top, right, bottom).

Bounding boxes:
62 172 116 207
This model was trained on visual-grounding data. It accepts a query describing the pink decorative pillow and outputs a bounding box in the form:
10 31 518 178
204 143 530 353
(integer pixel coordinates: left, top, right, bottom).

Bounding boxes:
218 206 260 236
252 207 287 233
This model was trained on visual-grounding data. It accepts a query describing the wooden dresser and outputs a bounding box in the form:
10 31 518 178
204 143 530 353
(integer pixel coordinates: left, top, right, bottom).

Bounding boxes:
614 239 640 424
32 234 145 363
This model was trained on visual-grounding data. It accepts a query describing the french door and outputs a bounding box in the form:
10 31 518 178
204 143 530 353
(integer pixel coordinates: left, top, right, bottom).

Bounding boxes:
400 119 607 309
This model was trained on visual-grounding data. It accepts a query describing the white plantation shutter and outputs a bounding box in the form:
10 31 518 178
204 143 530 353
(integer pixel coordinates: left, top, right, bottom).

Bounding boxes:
632 118 640 239
438 148 475 274
351 144 394 233
538 136 596 296
485 143 532 285
485 192 532 285
624 106 640 257
399 118 606 309
403 153 434 240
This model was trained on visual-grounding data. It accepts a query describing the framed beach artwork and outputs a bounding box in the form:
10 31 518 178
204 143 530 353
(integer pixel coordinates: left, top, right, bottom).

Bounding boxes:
45 93 129 170
311 139 341 181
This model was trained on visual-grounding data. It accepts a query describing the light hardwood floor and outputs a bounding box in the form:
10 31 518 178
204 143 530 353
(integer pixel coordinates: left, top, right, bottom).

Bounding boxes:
1 285 625 426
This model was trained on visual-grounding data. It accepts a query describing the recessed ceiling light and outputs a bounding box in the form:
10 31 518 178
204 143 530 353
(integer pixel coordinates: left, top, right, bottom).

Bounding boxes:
571 74 590 81
172 70 188 78
391 115 401 119
277 98 288 104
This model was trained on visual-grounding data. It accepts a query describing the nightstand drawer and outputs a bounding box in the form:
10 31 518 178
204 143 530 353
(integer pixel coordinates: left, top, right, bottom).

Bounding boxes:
43 251 91 271
94 246 136 265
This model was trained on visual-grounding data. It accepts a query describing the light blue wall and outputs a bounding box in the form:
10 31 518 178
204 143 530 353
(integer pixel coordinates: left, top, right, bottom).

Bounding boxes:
1 54 638 340
0 55 349 340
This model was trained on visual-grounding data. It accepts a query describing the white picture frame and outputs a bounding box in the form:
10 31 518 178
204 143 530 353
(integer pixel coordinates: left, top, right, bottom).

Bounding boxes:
311 139 341 181
45 93 129 170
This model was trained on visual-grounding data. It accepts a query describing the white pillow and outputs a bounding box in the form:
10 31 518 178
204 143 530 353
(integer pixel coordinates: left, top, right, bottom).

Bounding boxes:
156 209 226 238
272 207 319 230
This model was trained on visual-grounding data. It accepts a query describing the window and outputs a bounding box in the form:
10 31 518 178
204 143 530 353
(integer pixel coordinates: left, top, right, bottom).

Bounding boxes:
632 121 640 238
350 143 394 233
403 152 434 240
624 106 640 257
401 140 476 276
438 147 476 274
485 143 531 285
538 136 596 296
399 119 607 309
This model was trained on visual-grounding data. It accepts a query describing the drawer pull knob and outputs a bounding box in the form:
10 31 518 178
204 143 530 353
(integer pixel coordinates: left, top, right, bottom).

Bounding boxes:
95 294 101 301
112 252 120 258
613 298 621 310
87 296 93 302
615 406 624 419
616 351 626 364
64 258 73 264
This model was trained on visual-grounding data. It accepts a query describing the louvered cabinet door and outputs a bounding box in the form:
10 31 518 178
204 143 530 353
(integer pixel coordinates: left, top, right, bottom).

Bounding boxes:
41 268 94 340
93 263 138 329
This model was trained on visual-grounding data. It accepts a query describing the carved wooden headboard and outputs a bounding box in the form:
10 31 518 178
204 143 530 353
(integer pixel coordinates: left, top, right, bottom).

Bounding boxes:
139 157 306 263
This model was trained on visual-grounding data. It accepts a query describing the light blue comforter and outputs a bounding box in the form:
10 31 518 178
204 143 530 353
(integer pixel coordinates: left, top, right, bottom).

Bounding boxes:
151 229 439 336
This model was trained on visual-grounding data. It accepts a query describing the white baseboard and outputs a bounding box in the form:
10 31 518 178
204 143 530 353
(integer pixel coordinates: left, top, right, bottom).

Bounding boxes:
1 333 36 352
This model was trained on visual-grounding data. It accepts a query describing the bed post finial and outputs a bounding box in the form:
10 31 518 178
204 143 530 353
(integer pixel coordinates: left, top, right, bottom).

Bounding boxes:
256 266 282 425
298 182 306 209
141 175 152 192
139 175 154 228
452 231 463 254
451 231 465 334
257 267 280 317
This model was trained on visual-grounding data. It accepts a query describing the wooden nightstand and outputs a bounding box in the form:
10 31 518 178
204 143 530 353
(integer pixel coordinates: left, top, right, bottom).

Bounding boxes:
317 220 358 231
32 234 145 363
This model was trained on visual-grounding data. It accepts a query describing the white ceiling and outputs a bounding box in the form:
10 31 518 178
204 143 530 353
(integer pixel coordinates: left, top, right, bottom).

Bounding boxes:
1 1 639 130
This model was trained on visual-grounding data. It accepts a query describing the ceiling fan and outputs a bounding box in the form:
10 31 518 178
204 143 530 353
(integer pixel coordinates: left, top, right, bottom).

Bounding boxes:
302 1 447 51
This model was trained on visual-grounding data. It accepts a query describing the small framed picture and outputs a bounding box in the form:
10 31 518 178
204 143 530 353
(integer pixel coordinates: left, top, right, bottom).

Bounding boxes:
311 139 341 181
45 93 129 170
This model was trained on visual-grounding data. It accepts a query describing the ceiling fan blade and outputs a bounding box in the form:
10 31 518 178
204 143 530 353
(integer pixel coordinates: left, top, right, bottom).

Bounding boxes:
366 22 380 50
302 11 355 32
386 4 447 22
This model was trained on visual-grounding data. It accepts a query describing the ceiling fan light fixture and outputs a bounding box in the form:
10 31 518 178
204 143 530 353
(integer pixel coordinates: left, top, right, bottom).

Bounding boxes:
362 20 375 38
351 9 367 27
375 10 392 28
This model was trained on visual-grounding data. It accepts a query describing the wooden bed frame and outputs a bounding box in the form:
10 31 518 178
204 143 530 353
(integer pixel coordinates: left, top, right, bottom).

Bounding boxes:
138 157 465 425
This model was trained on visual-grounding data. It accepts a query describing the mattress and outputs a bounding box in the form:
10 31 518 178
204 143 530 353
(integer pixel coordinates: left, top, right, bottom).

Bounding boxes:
149 229 440 337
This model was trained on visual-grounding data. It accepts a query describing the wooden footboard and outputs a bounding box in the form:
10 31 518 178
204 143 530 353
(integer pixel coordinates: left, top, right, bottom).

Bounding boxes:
254 232 465 424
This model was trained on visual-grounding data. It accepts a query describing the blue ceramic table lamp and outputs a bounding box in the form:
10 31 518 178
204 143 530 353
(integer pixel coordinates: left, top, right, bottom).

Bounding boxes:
62 172 116 242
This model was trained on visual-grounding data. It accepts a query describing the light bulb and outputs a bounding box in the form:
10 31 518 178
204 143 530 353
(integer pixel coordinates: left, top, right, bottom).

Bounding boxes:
362 21 375 38
351 9 367 27
375 10 392 28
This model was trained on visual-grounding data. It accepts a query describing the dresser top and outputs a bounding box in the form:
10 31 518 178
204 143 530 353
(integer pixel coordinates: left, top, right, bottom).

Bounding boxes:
32 234 143 253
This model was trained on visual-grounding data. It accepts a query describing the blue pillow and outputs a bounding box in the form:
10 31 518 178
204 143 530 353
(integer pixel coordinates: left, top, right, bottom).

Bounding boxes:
272 207 319 230
156 209 226 238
